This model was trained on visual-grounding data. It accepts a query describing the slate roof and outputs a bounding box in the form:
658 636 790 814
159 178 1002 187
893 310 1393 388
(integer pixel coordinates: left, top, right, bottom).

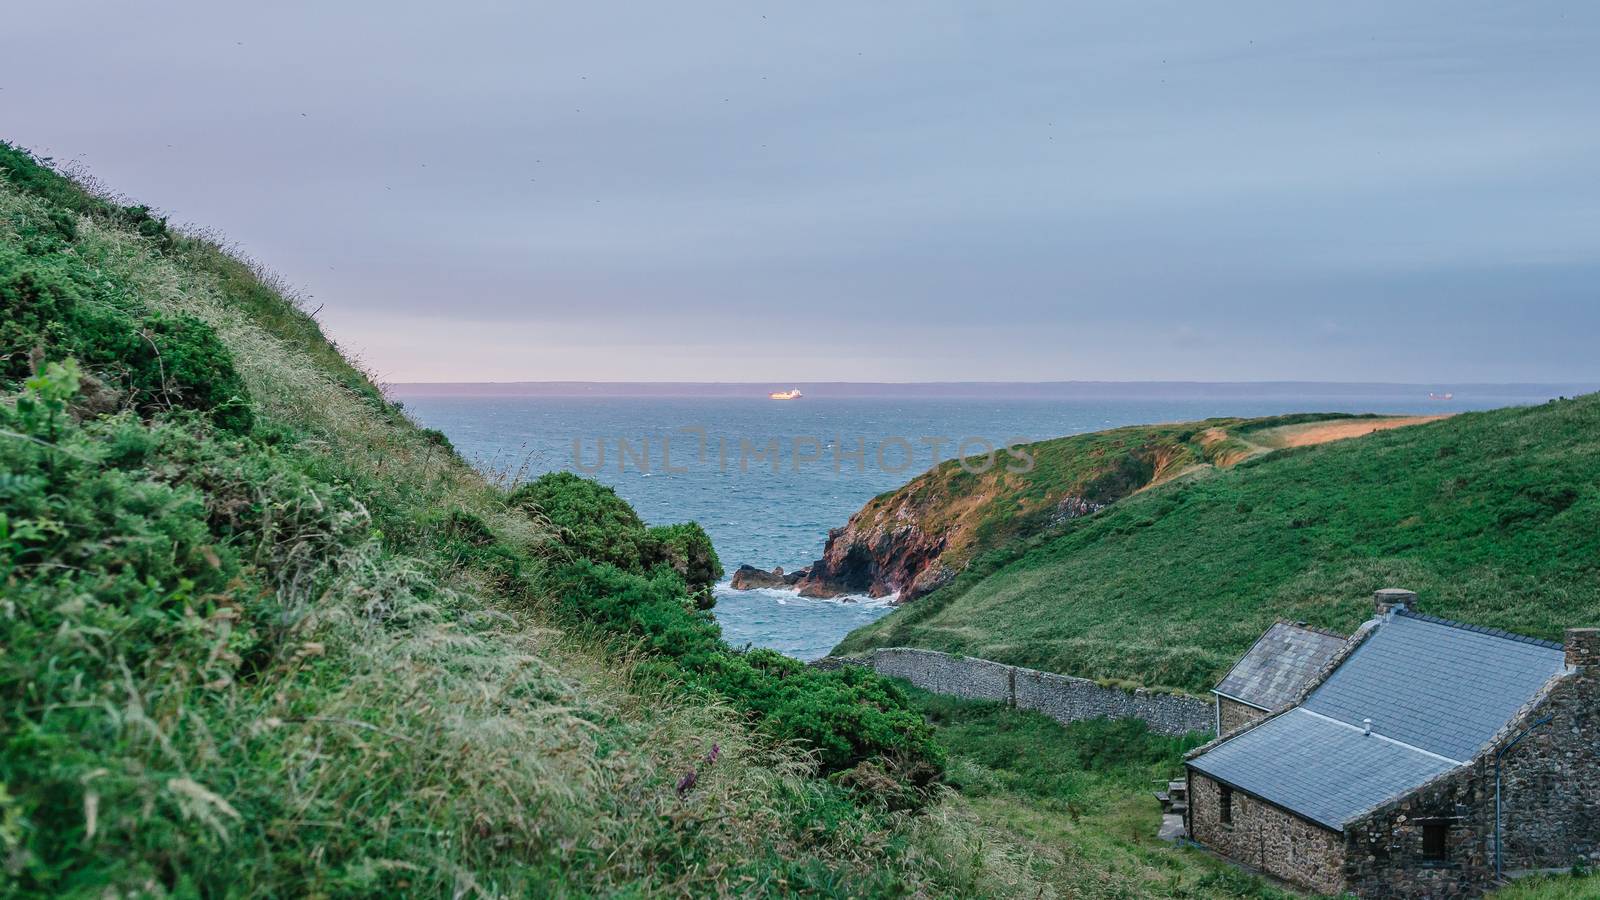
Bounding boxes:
1302 611 1565 762
1190 609 1567 830
1188 708 1458 830
1214 622 1347 711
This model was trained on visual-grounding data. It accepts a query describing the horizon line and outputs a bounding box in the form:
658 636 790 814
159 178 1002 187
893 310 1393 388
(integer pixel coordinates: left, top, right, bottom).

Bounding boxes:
386 379 1599 400
388 378 1597 387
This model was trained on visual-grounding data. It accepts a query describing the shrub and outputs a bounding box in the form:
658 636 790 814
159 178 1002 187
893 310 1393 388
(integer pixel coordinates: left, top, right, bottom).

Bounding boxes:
649 521 723 606
0 249 83 378
510 471 656 570
130 313 254 433
553 560 723 665
0 244 252 432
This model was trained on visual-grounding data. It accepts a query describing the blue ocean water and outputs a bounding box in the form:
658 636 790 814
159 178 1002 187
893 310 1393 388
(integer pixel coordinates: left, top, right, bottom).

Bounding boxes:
400 389 1560 659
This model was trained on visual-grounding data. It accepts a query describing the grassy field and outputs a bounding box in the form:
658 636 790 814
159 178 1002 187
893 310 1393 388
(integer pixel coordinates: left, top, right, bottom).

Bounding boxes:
837 394 1600 693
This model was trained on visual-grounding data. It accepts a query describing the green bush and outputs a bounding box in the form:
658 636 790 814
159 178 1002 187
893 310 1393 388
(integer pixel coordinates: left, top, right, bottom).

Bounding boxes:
0 244 252 432
553 560 722 664
0 249 84 379
131 313 254 434
0 365 351 892
649 521 723 606
510 471 657 570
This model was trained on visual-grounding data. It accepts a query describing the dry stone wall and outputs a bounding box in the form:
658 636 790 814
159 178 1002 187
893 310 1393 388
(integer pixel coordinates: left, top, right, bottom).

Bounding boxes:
840 647 1214 737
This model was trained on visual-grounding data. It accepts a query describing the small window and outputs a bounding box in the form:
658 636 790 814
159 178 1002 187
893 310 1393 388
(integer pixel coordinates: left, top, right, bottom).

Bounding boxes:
1219 786 1234 825
1422 822 1449 861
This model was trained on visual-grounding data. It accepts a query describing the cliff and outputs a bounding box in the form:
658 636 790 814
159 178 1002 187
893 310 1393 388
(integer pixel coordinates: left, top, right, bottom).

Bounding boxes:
795 413 1436 602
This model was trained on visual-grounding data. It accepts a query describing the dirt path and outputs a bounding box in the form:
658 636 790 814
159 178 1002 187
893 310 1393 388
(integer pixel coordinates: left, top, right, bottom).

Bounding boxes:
1265 415 1451 448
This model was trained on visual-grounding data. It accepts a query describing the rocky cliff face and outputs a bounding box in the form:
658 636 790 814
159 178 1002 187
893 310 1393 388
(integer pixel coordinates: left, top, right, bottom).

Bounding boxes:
793 491 1101 602
795 515 952 601
790 482 968 601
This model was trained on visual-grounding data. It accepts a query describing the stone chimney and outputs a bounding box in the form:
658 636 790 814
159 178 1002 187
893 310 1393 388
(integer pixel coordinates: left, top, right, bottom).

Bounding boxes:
1566 628 1599 669
1374 588 1417 617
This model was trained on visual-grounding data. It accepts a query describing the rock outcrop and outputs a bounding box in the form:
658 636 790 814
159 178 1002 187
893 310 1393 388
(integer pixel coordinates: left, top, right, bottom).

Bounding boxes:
729 564 808 591
794 518 951 602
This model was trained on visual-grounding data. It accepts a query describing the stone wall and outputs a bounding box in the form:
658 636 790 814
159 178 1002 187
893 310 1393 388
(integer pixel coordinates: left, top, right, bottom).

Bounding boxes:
844 647 1214 737
1012 665 1216 737
1499 632 1600 869
863 646 1014 704
1340 762 1494 899
1188 771 1346 895
1218 697 1266 733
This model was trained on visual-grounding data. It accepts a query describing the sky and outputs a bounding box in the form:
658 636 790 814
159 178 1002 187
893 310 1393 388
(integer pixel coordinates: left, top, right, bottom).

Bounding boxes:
3 2 1598 384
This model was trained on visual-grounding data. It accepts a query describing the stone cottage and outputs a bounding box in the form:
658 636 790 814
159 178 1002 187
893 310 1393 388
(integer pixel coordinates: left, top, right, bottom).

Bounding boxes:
1212 620 1348 733
1185 589 1600 898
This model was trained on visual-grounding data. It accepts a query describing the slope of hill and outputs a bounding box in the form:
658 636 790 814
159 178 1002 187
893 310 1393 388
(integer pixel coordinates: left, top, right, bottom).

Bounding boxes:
795 412 1436 601
835 396 1600 693
0 143 1006 896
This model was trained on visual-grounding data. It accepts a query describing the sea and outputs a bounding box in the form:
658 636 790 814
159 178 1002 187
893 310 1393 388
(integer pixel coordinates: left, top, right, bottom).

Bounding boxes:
397 384 1581 660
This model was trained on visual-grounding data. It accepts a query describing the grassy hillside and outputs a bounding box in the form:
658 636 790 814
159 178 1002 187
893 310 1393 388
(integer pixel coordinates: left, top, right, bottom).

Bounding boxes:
836 395 1600 693
871 412 1440 573
798 412 1430 601
0 143 1018 896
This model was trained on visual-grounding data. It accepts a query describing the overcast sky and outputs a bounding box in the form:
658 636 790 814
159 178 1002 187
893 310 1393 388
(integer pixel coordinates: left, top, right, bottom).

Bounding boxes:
4 2 1598 383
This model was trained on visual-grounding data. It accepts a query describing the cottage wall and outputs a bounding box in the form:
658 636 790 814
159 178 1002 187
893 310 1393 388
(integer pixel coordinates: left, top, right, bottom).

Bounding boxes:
1496 635 1600 869
1188 771 1346 896
1217 697 1267 733
1341 762 1494 899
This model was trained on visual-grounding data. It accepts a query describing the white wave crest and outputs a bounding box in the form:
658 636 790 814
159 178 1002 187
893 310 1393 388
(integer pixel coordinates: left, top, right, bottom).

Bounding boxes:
713 579 898 608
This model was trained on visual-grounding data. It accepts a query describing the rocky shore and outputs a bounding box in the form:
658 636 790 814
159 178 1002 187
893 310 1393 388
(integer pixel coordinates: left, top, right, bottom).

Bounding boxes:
728 563 808 591
729 513 956 603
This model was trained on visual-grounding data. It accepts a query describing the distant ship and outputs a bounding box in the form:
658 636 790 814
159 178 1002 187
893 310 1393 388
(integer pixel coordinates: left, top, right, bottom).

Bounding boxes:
768 388 803 400
1428 392 1454 401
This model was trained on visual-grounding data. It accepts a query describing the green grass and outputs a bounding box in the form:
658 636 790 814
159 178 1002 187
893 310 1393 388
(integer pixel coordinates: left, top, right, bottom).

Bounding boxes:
1491 871 1600 898
837 395 1600 693
904 687 1304 898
